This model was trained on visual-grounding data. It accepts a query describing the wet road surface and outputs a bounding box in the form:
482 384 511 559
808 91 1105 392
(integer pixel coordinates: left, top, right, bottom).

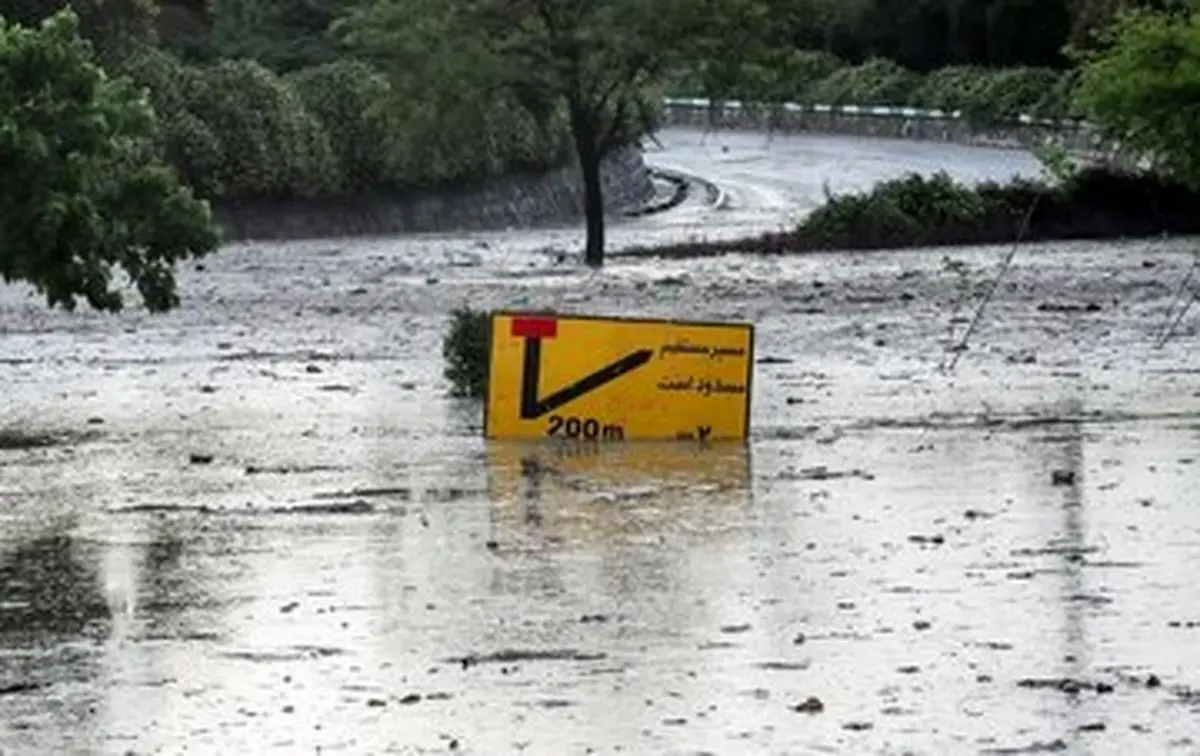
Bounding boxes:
2 129 1198 755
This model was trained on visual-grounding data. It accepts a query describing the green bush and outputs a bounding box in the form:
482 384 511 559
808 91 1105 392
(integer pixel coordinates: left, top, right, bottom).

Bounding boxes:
187 59 340 199
799 58 923 106
907 65 993 112
119 48 572 202
286 60 394 191
443 307 491 399
117 48 225 196
1032 69 1083 121
968 67 1063 121
368 81 566 191
805 173 988 246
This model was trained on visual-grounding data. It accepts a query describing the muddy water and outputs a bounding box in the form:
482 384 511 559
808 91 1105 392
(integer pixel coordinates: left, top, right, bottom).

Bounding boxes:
2 129 1199 755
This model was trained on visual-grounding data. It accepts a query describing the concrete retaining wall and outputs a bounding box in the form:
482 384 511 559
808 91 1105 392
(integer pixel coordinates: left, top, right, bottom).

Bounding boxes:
660 97 1115 156
215 145 655 242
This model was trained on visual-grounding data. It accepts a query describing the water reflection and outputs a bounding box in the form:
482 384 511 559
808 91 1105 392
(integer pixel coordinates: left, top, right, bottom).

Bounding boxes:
485 440 752 546
479 440 754 642
0 527 109 642
1042 399 1091 746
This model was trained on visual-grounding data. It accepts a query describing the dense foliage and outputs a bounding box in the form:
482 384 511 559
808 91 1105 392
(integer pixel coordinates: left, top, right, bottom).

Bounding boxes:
443 307 491 399
1073 3 1200 187
2 0 1187 216
677 0 1176 73
4 0 1175 213
0 10 218 312
670 55 1081 121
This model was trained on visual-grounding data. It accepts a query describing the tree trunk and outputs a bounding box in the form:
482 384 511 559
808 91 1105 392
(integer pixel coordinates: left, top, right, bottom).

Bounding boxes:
578 141 605 268
570 104 605 268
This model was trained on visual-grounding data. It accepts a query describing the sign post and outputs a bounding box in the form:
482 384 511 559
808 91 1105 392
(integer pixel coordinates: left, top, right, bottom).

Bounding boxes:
484 312 754 442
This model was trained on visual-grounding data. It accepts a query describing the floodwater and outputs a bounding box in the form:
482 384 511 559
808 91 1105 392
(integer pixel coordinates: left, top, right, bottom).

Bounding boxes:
2 129 1198 755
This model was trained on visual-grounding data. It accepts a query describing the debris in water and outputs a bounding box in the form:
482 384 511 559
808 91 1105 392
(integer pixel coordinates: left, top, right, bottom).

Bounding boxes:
245 464 345 475
778 466 874 481
908 534 946 545
792 697 824 713
981 739 1068 754
0 682 44 696
757 661 810 671
1051 470 1076 486
189 453 215 465
450 649 607 668
1016 678 1115 695
1037 302 1102 313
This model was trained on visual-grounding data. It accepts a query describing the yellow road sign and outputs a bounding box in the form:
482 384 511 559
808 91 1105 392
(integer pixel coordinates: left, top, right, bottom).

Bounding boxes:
484 312 754 441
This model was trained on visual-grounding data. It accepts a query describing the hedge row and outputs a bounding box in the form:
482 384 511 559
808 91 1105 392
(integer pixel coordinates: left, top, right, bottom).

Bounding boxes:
115 50 568 201
670 54 1082 123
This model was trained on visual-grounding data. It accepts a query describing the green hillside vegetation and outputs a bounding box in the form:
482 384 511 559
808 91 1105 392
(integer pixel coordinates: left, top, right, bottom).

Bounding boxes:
4 0 1180 211
3 0 1198 315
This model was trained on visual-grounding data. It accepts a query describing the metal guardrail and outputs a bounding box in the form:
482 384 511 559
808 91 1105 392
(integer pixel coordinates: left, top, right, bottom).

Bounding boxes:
661 97 1088 130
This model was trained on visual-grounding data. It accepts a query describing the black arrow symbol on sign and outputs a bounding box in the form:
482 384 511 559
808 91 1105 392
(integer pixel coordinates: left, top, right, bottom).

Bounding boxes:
519 337 653 420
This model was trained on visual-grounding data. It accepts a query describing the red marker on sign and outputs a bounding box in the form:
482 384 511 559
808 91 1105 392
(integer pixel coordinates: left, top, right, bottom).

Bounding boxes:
512 317 558 339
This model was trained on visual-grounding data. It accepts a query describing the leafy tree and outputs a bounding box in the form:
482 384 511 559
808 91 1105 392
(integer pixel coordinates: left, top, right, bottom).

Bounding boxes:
207 0 350 71
185 59 341 198
0 0 158 62
679 0 771 108
342 0 741 267
117 47 226 196
286 61 394 192
0 10 219 312
1073 4 1200 186
335 0 565 191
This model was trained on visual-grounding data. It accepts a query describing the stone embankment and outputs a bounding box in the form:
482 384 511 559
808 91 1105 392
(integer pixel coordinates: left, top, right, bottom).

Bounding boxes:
214 98 1123 243
215 145 656 242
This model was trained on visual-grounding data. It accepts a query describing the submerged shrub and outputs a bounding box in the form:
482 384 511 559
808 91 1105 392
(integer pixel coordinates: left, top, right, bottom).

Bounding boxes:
443 307 491 399
804 172 989 247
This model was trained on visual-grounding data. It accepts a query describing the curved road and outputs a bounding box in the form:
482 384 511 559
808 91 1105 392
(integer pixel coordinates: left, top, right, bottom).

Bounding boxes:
360 126 1044 261
2 129 1197 756
632 128 1042 238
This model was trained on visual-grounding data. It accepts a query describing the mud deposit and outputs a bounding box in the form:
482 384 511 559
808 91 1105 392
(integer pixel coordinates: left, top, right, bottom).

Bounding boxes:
2 129 1199 755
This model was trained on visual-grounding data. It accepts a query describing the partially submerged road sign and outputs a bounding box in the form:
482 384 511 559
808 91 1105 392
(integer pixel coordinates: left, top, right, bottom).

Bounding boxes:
484 312 754 442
